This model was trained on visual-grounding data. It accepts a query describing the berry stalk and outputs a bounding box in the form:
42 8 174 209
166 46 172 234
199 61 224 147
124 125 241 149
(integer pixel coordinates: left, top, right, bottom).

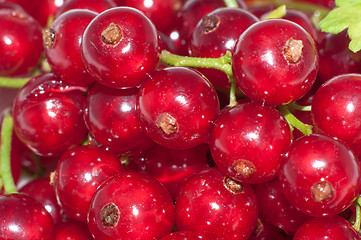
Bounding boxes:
263 5 286 19
0 76 31 88
0 110 18 193
246 0 329 16
160 50 233 76
160 50 238 106
353 195 361 232
277 105 313 135
223 0 238 8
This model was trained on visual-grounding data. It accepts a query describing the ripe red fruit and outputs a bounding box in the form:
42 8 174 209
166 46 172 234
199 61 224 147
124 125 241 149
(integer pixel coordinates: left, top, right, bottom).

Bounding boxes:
81 6 160 89
312 73 361 157
209 102 292 184
44 9 98 86
0 8 43 76
138 67 220 149
232 18 319 105
53 145 125 222
0 193 55 239
12 73 88 157
293 215 361 240
87 172 175 239
279 133 361 217
175 167 258 240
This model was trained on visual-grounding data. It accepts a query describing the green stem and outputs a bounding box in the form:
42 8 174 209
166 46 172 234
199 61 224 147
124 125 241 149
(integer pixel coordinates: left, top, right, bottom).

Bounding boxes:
263 5 287 19
0 76 31 88
160 50 238 106
246 0 329 15
278 105 313 135
0 111 18 194
353 195 361 232
247 0 329 27
160 50 233 76
228 75 237 107
223 0 238 8
288 102 312 112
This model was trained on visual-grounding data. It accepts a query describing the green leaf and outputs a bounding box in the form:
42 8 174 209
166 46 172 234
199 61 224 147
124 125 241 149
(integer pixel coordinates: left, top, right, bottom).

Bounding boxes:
319 0 361 52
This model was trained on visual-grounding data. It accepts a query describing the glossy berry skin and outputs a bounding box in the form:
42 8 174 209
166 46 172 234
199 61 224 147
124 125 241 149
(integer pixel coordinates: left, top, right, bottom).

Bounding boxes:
189 7 259 88
45 9 97 87
312 74 361 157
249 217 293 240
209 102 291 184
55 221 93 240
253 178 311 233
133 143 210 200
0 193 55 239
81 7 160 89
138 67 220 150
316 31 361 86
232 19 319 105
0 1 27 12
0 9 43 76
293 215 361 240
178 0 247 48
175 167 258 240
55 0 117 18
53 145 125 222
279 133 361 217
87 172 175 239
115 0 180 33
160 231 207 240
12 73 88 157
19 177 63 224
84 83 154 154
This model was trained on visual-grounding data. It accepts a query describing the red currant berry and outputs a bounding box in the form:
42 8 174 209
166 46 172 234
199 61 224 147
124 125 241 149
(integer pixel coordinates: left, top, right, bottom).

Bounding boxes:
316 30 361 86
133 143 210 200
138 67 220 149
55 221 93 240
312 73 361 157
160 231 207 240
12 73 88 157
209 101 291 184
253 178 311 233
55 0 117 18
0 9 43 76
114 0 180 33
175 167 258 240
293 215 361 240
232 18 319 105
189 7 259 88
279 133 361 217
0 193 55 239
84 83 154 154
87 172 175 239
44 9 98 87
53 145 125 222
81 6 160 89
19 177 63 224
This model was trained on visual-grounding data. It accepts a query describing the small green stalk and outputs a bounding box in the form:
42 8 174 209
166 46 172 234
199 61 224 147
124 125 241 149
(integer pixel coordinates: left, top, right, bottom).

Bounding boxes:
288 102 312 112
278 105 313 135
0 76 31 88
247 0 329 27
223 0 239 8
0 110 18 194
160 50 233 76
160 50 238 106
353 195 361 232
263 5 287 19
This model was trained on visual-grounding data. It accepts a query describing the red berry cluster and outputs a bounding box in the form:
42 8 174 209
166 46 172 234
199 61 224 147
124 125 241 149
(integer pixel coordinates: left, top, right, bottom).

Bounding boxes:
1 0 361 239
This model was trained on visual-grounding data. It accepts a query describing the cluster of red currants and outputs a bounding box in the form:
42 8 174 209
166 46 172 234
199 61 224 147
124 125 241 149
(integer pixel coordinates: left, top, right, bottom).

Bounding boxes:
1 0 361 239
